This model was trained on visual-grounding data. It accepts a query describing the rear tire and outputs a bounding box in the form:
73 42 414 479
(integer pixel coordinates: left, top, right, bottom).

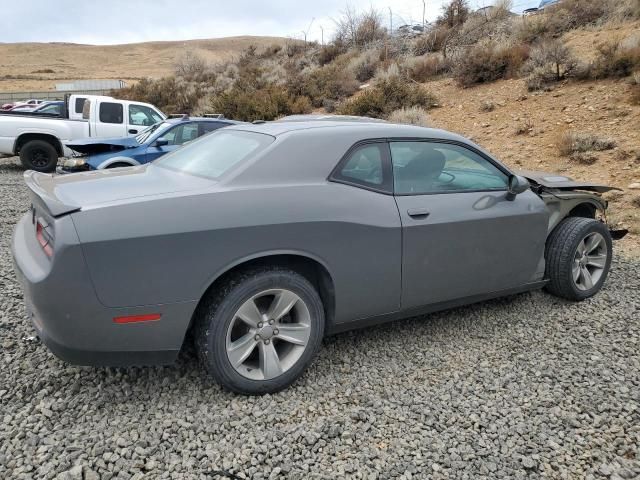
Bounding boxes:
19 140 58 172
194 267 325 395
545 217 612 301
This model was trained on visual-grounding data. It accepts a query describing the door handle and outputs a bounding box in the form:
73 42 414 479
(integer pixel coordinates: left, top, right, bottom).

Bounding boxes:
407 208 430 219
128 129 138 134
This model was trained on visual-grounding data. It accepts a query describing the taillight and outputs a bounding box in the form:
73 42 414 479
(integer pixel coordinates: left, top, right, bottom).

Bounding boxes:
36 219 54 257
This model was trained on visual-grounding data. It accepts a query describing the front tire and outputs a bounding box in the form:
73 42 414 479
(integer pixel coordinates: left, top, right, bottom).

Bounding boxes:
194 267 325 395
545 217 612 301
19 140 58 172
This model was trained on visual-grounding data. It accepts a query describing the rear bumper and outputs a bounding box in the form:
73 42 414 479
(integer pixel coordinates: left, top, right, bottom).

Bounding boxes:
11 213 194 366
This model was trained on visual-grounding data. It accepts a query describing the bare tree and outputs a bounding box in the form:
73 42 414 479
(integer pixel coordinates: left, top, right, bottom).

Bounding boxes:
438 0 470 28
333 6 386 49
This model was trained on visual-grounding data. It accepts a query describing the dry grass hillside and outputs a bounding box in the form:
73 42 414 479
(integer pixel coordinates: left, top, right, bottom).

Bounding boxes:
0 36 290 92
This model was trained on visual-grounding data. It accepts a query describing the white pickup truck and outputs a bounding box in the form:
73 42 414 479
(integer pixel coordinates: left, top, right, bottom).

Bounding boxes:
0 94 165 171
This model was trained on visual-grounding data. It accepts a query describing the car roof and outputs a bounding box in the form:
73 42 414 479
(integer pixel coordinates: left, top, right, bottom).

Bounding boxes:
225 119 470 143
163 117 241 125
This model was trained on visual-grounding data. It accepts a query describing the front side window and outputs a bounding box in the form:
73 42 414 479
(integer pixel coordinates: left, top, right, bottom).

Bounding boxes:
155 130 274 179
129 104 163 126
99 102 124 124
391 141 508 195
162 123 200 146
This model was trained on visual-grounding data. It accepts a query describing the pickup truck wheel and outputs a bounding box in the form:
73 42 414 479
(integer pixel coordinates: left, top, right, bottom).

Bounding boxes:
194 267 325 395
544 217 612 301
19 140 58 172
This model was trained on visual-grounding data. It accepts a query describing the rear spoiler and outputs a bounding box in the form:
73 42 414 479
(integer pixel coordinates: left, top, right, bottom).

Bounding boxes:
24 170 80 217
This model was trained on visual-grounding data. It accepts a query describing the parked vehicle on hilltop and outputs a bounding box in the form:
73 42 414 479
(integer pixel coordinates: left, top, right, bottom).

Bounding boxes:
12 117 624 394
0 94 165 172
61 116 240 172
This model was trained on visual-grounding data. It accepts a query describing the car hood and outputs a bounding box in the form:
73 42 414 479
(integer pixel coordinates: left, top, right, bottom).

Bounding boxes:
517 170 621 193
25 165 214 216
66 136 140 155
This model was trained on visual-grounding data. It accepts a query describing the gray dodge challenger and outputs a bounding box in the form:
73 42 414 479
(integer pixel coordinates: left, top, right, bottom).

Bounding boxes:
12 118 623 394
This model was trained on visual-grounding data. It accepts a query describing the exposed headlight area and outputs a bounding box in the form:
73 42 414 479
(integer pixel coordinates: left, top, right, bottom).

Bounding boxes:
62 158 90 171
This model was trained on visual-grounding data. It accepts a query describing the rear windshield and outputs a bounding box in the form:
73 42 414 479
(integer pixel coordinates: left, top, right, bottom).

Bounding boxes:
155 130 274 179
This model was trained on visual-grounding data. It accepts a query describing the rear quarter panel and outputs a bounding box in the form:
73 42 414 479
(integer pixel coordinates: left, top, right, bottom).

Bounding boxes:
71 183 402 324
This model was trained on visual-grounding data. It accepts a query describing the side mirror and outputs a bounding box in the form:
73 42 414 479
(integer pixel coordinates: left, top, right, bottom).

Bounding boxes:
507 175 530 200
155 137 169 147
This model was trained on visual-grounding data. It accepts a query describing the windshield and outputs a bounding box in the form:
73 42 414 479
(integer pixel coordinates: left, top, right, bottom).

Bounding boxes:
155 130 274 179
135 122 170 144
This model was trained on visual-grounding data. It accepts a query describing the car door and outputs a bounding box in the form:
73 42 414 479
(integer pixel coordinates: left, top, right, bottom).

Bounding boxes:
145 122 200 163
94 100 126 138
391 140 548 310
329 141 402 320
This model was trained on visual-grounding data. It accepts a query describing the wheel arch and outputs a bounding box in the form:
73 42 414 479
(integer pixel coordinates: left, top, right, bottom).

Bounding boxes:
96 156 140 169
14 133 63 156
545 195 607 235
182 251 336 349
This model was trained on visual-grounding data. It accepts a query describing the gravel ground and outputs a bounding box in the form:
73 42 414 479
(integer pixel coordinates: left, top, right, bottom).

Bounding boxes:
1 155 639 480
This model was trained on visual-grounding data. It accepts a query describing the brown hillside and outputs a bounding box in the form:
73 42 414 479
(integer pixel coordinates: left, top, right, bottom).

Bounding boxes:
0 36 290 92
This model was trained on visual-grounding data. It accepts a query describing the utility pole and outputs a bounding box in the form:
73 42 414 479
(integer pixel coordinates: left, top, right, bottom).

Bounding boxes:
388 7 393 35
320 25 324 46
422 0 426 29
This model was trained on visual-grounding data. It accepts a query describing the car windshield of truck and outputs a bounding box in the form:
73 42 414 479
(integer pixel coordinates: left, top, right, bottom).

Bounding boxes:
135 122 170 144
154 130 274 180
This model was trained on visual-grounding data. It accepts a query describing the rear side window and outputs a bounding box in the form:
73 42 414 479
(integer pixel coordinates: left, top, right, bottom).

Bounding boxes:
331 142 392 193
155 130 274 179
74 97 86 114
201 122 224 134
99 102 124 124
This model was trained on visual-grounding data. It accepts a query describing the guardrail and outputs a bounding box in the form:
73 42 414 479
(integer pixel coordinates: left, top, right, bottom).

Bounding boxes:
0 89 116 103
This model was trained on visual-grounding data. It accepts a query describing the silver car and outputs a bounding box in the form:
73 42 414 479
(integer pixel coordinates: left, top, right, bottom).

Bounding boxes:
12 119 623 394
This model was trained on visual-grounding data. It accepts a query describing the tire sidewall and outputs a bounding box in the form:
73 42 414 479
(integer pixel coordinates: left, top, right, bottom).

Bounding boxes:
562 221 613 300
201 270 325 394
20 140 58 172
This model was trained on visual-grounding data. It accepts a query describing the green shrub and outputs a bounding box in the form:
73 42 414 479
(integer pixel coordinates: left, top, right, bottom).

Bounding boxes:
209 83 312 121
114 77 204 114
454 41 529 87
349 49 380 82
388 106 431 126
292 62 360 107
338 75 437 118
406 55 451 82
557 131 616 156
590 40 640 79
522 40 577 91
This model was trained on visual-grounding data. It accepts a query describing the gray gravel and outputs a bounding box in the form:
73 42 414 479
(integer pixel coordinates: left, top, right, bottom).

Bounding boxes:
1 155 639 480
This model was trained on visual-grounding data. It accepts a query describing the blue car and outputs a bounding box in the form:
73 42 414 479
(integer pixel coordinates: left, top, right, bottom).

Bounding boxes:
61 117 239 172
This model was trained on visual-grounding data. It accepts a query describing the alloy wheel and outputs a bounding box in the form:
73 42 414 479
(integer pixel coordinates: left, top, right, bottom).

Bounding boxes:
572 232 607 291
225 289 312 380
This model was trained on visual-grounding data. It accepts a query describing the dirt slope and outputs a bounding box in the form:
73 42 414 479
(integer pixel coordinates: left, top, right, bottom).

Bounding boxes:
427 76 640 255
0 36 289 92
